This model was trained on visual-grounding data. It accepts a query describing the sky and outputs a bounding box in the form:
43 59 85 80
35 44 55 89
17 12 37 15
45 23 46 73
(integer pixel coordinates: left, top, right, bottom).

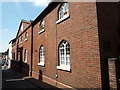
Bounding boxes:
0 0 50 52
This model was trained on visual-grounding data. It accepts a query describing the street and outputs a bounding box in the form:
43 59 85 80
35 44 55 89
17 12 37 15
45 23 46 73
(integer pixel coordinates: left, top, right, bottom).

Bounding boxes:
2 69 42 89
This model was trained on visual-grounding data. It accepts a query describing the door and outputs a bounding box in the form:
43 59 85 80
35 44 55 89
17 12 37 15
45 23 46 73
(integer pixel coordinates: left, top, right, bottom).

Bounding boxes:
19 50 23 72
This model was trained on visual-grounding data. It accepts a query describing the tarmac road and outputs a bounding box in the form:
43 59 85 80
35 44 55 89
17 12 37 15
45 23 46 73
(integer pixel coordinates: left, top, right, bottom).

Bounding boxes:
2 69 42 89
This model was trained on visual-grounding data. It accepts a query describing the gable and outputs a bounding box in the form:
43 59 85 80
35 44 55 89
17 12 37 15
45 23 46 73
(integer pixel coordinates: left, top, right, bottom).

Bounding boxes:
16 20 30 38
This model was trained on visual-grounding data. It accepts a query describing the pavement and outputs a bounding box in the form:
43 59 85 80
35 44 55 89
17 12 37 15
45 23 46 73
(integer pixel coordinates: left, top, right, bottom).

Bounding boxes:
2 69 42 89
2 68 61 90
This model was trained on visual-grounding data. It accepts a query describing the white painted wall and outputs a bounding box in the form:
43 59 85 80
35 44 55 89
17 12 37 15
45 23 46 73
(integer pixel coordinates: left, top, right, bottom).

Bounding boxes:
8 42 12 69
9 42 12 60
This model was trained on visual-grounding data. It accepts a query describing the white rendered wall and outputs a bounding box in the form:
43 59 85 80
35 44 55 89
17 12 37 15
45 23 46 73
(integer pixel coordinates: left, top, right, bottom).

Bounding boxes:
9 43 12 60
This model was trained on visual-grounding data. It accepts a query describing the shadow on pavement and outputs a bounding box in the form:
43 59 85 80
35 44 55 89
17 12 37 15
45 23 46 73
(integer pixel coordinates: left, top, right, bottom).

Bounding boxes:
25 77 62 90
2 69 41 89
2 69 61 90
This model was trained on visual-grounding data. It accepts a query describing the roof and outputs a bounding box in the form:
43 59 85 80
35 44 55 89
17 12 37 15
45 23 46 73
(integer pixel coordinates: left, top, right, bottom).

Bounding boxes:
15 2 61 39
9 38 16 44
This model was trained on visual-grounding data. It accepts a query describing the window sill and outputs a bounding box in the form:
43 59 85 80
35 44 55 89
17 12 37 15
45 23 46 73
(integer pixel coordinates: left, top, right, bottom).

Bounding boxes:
38 29 45 34
56 14 70 24
24 38 28 42
57 66 71 71
38 63 45 67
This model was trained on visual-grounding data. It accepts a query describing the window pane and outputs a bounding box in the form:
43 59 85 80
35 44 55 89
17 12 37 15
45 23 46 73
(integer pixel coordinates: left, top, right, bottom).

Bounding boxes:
59 6 64 19
64 3 68 12
40 46 44 63
66 55 70 65
41 20 45 27
59 40 70 66
66 44 70 55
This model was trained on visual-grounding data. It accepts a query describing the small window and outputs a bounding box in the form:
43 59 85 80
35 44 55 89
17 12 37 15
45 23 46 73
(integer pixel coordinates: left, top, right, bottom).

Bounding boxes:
24 32 28 41
38 20 45 34
38 45 45 66
24 49 27 63
39 20 45 30
41 20 45 28
59 3 69 20
57 40 70 71
103 41 111 52
56 3 69 24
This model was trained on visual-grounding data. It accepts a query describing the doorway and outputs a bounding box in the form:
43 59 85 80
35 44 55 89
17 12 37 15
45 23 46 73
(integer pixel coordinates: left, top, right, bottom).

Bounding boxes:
19 48 23 72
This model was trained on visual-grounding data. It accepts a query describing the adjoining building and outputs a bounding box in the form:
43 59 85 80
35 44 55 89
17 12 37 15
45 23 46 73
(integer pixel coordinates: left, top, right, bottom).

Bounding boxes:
10 2 120 89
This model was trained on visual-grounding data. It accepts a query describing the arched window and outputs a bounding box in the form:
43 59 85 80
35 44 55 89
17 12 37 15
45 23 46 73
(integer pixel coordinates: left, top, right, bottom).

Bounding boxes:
24 49 27 63
26 32 28 38
38 45 45 66
24 32 28 41
39 20 45 30
40 20 45 28
57 40 70 71
58 3 69 20
38 20 45 34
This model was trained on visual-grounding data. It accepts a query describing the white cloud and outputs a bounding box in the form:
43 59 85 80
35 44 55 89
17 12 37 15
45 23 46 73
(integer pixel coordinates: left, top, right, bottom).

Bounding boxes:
28 0 51 7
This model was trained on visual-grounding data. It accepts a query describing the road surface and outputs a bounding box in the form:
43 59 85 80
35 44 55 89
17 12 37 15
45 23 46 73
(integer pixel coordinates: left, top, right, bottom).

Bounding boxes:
2 69 42 89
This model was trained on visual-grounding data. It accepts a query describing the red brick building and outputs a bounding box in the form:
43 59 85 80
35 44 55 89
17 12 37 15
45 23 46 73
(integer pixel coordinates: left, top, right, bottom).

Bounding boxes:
11 2 120 89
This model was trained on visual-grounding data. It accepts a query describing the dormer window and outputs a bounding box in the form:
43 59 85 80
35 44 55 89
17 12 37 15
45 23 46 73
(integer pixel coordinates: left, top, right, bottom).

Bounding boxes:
56 3 69 24
38 20 45 34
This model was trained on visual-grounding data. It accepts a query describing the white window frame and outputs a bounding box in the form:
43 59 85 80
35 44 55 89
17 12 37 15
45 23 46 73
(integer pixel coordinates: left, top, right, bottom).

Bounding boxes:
24 50 27 63
41 20 45 28
57 40 70 71
38 45 45 66
24 32 28 41
38 20 45 34
56 3 70 24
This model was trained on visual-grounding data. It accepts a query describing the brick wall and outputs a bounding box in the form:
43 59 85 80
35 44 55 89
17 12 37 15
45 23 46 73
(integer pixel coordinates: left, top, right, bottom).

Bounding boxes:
32 2 102 88
11 2 120 89
108 58 117 89
12 21 32 76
